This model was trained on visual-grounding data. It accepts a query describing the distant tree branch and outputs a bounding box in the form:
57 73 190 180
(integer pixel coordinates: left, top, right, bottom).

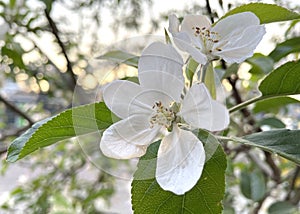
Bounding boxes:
205 0 214 23
44 9 77 89
0 94 34 125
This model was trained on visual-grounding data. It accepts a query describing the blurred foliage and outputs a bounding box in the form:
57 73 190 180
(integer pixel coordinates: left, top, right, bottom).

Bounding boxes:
0 0 300 213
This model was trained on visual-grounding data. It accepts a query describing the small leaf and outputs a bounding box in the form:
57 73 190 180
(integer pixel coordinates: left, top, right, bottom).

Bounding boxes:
132 134 227 214
268 201 297 214
259 60 300 97
253 97 300 114
240 170 266 201
6 102 114 162
257 117 286 129
97 50 139 68
219 3 300 24
233 129 300 165
185 57 199 84
247 53 274 75
269 37 300 62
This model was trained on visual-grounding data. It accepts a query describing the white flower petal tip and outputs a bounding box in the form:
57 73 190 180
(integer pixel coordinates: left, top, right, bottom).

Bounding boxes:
168 12 266 64
156 126 205 195
138 42 185 102
180 83 230 132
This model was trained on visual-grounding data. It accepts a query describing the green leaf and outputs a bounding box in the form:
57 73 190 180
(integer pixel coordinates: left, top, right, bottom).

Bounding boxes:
204 63 216 99
1 46 25 69
164 28 172 44
185 57 199 84
132 134 227 214
6 102 113 162
233 129 300 165
268 201 297 214
269 37 300 62
257 117 286 129
97 50 139 68
219 3 300 24
247 53 274 75
253 97 299 114
240 170 266 201
259 61 300 97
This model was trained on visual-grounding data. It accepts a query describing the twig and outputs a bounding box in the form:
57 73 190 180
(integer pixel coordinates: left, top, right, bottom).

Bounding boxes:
264 151 281 183
286 166 300 200
0 94 34 125
44 9 77 89
205 0 214 23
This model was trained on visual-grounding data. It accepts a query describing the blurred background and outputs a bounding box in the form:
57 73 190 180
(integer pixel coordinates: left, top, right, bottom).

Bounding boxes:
0 0 299 213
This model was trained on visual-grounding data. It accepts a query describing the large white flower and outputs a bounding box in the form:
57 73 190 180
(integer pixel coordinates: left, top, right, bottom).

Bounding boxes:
169 12 266 64
100 42 229 195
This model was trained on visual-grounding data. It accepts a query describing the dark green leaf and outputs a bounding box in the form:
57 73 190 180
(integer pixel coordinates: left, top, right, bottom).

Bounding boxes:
269 37 300 62
6 102 113 162
259 61 300 97
247 53 274 75
253 97 299 114
132 134 227 214
240 170 266 201
268 201 297 214
235 129 300 165
219 3 300 24
97 50 139 68
257 117 286 129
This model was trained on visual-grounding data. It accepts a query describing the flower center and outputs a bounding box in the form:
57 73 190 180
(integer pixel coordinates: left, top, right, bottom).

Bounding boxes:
150 101 176 129
192 26 222 55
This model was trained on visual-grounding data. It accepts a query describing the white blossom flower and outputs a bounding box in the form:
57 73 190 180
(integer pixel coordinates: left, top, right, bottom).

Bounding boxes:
100 42 229 195
169 12 266 64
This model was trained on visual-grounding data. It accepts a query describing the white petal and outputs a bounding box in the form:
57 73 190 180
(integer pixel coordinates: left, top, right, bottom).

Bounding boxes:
138 42 184 102
212 12 260 40
100 115 161 159
156 125 205 195
172 32 208 65
181 15 211 36
101 114 160 147
179 83 229 131
103 80 143 119
215 25 266 63
168 14 180 33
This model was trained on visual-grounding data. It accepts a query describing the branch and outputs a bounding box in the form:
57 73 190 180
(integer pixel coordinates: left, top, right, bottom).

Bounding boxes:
0 94 34 125
205 0 214 23
44 9 77 89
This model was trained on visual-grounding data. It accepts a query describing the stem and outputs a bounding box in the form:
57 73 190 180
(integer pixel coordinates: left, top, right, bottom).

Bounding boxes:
229 96 263 114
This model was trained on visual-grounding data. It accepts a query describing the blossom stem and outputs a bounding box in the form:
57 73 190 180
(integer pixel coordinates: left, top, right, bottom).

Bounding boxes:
229 96 263 114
